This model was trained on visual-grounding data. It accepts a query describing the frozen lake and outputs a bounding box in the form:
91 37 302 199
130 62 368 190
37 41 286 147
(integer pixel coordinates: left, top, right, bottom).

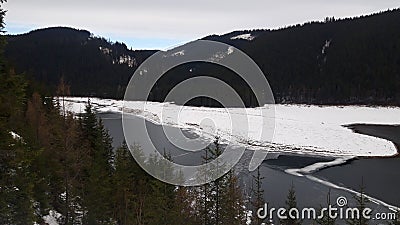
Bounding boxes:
66 97 400 158
99 112 400 218
62 97 400 222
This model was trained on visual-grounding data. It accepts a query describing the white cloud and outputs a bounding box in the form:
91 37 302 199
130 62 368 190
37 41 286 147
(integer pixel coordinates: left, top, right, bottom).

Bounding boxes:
3 0 399 48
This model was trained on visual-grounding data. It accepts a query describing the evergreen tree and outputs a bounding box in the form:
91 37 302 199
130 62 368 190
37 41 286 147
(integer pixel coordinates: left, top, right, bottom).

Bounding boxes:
0 2 37 223
281 183 302 225
198 137 226 225
145 151 178 224
210 147 224 225
42 80 91 224
194 137 246 225
113 142 140 225
316 189 336 225
251 166 266 225
173 186 197 225
80 100 114 224
220 169 246 225
346 180 370 225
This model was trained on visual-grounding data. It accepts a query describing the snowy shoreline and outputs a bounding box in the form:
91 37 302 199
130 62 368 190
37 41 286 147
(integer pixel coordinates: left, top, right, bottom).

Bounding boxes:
62 97 400 158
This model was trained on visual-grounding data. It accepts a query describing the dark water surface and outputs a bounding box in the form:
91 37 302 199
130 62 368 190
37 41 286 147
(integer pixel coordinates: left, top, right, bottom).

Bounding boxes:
315 124 400 207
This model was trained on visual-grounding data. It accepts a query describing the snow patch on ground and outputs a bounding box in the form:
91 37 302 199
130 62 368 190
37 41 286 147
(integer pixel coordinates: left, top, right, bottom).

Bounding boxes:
10 131 22 141
99 46 112 55
115 55 137 67
210 46 235 61
43 210 62 225
62 97 400 158
231 33 255 41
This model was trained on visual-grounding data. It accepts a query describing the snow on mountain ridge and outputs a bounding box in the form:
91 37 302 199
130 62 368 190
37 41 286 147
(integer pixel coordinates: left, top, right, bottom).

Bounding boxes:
321 39 332 54
230 33 255 41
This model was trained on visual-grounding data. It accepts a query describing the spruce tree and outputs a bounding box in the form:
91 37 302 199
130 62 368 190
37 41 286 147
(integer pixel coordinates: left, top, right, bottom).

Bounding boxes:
80 100 114 224
316 189 336 225
200 137 226 225
221 169 246 225
194 137 246 225
173 186 197 225
346 180 370 225
0 2 37 223
44 80 92 224
281 183 302 225
251 166 266 225
113 142 139 225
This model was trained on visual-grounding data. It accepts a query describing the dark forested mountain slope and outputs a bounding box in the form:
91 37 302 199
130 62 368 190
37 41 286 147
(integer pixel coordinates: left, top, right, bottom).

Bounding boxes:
205 8 400 105
5 8 400 105
5 27 156 98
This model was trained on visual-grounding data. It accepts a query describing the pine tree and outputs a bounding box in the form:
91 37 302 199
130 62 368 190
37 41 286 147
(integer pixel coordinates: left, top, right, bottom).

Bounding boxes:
251 166 266 225
113 142 140 225
220 169 246 225
199 137 225 225
173 186 197 225
316 189 336 225
131 145 149 225
42 80 91 224
281 183 302 225
113 142 197 225
80 100 114 224
346 180 370 225
25 93 56 222
148 151 178 224
0 2 37 222
193 137 246 225
4 138 37 224
195 143 213 225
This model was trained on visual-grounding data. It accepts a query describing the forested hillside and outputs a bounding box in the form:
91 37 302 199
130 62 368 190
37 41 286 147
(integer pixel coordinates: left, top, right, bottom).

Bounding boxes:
1 13 249 222
4 9 400 105
1 27 249 223
205 8 400 105
5 27 155 98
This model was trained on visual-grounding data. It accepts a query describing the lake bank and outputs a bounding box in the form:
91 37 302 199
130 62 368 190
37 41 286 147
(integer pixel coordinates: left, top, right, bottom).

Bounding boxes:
344 123 400 157
314 124 400 207
66 97 400 159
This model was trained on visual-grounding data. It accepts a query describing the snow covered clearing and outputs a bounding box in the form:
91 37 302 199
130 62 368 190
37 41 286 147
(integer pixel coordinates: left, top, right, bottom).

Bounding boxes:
230 33 255 41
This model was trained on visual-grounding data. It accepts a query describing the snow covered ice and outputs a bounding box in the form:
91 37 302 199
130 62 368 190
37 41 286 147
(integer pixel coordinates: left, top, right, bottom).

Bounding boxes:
63 97 400 158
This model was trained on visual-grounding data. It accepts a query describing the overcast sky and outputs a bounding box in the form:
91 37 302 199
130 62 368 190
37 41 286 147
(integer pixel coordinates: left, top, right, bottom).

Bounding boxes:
3 0 399 49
